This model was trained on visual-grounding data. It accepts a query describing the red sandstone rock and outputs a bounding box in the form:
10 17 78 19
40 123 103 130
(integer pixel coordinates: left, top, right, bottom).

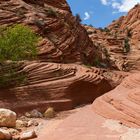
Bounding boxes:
85 4 140 71
92 73 140 128
0 0 114 113
34 105 138 140
0 62 124 113
33 73 140 139
0 0 99 64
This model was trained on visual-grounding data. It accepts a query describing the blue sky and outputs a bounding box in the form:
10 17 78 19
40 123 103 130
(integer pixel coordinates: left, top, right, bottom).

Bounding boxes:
67 0 140 28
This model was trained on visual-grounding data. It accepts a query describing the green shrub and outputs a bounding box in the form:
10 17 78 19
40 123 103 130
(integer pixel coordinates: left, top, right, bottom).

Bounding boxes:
93 57 100 66
98 27 104 32
46 8 58 17
0 24 39 61
89 24 93 27
127 29 132 37
0 62 27 88
34 19 45 28
84 64 92 68
123 38 130 53
75 14 82 23
0 24 39 88
104 27 110 32
98 27 110 32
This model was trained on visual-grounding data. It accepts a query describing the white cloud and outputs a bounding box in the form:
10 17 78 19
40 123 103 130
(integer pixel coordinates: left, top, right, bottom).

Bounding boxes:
100 0 140 12
116 0 140 12
101 0 109 5
84 12 91 20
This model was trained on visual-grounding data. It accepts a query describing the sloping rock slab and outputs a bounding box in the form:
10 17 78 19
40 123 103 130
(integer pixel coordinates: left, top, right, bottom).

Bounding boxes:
34 106 132 140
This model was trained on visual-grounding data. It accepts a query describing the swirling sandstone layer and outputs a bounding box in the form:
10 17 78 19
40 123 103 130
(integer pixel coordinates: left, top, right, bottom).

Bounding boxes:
34 73 140 140
92 73 140 128
85 4 140 71
0 0 98 64
0 0 110 112
0 62 125 112
108 4 140 46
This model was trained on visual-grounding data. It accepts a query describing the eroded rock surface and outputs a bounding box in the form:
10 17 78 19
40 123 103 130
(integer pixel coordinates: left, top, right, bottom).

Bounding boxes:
34 105 140 140
0 0 98 64
92 73 140 128
0 0 114 113
85 4 140 71
0 62 125 112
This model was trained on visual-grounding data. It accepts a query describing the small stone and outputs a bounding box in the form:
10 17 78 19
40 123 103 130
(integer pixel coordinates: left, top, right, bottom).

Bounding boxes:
19 116 29 121
8 128 19 135
0 108 17 127
0 128 12 140
1 127 8 130
20 130 37 140
25 113 31 118
27 120 38 127
30 109 43 118
16 120 27 128
44 107 55 118
12 135 20 140
25 110 43 118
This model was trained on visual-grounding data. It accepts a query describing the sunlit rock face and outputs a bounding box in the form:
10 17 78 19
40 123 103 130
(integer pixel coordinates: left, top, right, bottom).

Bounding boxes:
92 73 140 128
84 4 140 72
0 61 125 112
0 0 112 112
0 0 100 64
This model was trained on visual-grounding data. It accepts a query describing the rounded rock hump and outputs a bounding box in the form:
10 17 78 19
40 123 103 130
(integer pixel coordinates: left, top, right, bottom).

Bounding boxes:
0 109 17 127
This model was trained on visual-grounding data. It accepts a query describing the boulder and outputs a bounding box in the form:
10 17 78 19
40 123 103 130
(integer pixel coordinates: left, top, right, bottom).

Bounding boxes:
8 128 19 136
44 107 55 118
0 109 16 127
20 130 37 140
16 120 27 128
0 129 12 140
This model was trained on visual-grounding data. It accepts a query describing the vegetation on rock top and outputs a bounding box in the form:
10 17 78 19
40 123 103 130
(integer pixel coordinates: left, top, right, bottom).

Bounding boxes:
0 24 39 88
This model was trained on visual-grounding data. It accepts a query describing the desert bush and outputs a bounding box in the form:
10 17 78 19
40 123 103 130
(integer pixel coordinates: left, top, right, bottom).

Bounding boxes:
123 38 130 53
104 27 110 32
0 24 38 61
75 14 82 23
0 24 39 88
93 57 100 67
34 19 45 29
98 27 104 32
0 62 27 88
127 29 132 37
46 8 58 17
89 24 93 27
